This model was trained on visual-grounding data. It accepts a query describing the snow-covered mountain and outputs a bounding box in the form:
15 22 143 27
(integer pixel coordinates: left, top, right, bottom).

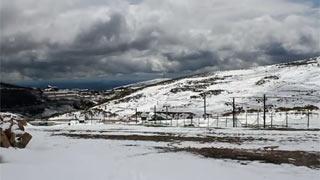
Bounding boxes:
51 56 320 121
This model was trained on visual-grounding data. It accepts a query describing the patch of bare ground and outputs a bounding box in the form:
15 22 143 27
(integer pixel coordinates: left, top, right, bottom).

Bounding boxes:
53 133 270 144
160 147 320 169
250 128 320 131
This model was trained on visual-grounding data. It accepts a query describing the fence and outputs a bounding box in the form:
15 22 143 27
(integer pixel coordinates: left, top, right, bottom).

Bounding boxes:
135 111 319 129
132 94 320 129
49 94 320 129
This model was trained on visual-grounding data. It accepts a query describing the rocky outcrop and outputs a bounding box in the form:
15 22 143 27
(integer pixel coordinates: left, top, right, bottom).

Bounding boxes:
0 131 11 148
0 113 32 148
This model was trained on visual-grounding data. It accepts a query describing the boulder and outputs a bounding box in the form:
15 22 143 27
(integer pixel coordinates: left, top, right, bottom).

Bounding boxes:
4 128 12 140
3 128 17 147
18 119 27 126
0 113 32 148
8 132 16 146
0 131 11 148
16 132 32 148
17 121 25 131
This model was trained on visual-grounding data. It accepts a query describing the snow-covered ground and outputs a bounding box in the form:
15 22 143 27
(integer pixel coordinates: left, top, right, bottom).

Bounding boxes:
1 124 319 180
36 123 320 151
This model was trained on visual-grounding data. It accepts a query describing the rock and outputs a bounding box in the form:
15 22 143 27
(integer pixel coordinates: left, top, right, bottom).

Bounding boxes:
0 131 11 148
19 119 28 126
3 129 17 147
8 132 16 146
4 128 12 139
17 121 25 131
16 132 32 148
0 113 32 148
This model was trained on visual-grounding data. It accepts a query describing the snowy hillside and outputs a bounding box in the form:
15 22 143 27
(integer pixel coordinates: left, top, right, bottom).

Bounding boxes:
98 57 320 115
51 57 320 125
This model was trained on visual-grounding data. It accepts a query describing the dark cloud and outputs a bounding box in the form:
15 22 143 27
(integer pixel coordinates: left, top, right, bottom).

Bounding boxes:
75 14 126 46
260 42 319 64
1 13 162 80
0 33 46 56
0 0 319 83
164 51 220 72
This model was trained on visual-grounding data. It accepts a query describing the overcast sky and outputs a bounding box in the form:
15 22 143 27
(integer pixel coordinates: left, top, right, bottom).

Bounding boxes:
0 0 319 86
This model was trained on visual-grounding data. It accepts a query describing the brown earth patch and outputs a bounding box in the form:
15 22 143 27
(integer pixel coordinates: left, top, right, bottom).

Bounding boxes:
53 133 270 144
160 147 320 169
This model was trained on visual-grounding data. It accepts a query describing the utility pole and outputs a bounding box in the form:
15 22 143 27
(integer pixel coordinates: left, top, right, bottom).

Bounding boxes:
135 108 138 124
257 111 260 128
263 94 267 128
207 115 209 128
163 105 170 126
285 112 288 128
166 106 168 121
232 97 236 127
245 111 248 127
191 115 193 126
216 115 219 127
270 113 273 128
225 117 228 127
154 105 157 125
203 94 207 121
307 110 310 128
